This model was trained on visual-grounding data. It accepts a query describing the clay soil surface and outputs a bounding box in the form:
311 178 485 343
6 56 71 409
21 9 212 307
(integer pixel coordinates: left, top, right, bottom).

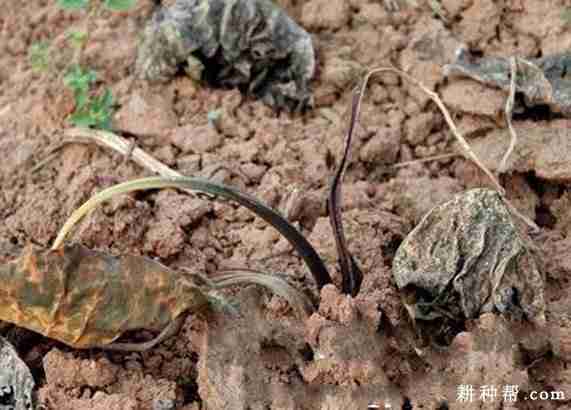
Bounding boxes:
1 1 571 409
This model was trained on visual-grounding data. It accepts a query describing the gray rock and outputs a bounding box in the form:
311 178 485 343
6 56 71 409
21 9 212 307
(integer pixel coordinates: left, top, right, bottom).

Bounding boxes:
152 398 176 410
0 336 35 410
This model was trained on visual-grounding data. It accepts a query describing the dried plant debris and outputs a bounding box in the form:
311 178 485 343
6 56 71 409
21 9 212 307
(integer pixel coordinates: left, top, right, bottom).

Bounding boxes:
328 90 364 297
0 336 35 410
0 244 210 349
445 47 571 116
136 0 315 111
0 241 312 350
393 189 545 343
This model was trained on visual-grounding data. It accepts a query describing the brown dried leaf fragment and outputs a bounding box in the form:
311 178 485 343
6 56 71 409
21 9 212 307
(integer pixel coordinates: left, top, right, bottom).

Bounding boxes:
136 0 315 111
393 189 545 342
0 244 210 349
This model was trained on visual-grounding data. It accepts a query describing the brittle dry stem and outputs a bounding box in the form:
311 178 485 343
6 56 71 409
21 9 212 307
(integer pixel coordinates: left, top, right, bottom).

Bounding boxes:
62 127 181 178
33 127 237 199
496 58 539 232
362 67 505 195
392 152 459 169
500 57 518 173
362 67 538 231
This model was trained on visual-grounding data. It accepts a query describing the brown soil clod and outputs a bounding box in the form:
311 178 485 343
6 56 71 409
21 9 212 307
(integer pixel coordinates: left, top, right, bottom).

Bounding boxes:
5 0 571 408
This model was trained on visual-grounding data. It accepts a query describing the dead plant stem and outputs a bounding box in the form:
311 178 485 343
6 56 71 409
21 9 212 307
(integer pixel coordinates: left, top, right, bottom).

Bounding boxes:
500 57 518 173
392 152 459 168
360 67 539 231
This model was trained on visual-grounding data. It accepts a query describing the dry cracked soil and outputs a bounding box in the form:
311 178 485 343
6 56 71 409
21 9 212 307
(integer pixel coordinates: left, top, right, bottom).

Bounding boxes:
1 0 571 409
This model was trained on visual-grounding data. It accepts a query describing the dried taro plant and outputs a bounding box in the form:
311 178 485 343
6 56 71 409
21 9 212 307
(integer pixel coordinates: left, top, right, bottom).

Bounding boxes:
0 87 366 351
1 67 542 352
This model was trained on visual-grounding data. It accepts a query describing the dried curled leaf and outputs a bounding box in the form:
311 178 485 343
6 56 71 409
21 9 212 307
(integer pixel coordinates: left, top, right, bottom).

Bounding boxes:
0 243 312 349
0 244 209 348
393 189 545 332
135 0 315 110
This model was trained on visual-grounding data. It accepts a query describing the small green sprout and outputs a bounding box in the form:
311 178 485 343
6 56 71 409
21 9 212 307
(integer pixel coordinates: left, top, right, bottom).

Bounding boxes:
67 30 88 49
57 0 135 11
63 65 114 130
562 9 571 25
28 42 50 72
29 0 139 129
57 0 90 9
102 0 136 11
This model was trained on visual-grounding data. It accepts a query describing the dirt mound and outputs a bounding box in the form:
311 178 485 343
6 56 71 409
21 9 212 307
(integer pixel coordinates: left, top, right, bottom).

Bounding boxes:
1 0 571 409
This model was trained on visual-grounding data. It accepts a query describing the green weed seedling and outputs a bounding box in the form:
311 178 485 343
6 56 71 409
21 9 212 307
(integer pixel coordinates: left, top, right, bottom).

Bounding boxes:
27 0 137 129
28 42 50 72
562 8 571 25
63 65 114 129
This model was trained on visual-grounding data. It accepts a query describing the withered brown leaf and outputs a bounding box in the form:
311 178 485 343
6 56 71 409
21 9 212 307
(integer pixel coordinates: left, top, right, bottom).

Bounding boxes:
136 0 315 111
393 189 545 339
0 244 209 348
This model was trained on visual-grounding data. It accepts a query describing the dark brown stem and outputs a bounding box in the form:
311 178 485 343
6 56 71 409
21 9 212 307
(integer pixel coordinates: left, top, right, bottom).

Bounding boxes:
327 89 364 296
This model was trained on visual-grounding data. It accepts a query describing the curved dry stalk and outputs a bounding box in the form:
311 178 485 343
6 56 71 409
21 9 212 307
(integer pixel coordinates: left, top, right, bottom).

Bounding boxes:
52 176 332 291
392 152 459 168
33 127 181 178
213 269 314 318
359 67 505 195
500 57 518 173
358 67 538 231
328 90 364 297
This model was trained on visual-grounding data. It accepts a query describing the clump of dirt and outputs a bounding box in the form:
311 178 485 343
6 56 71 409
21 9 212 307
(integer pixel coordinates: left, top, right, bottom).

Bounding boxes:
39 348 178 409
2 0 571 409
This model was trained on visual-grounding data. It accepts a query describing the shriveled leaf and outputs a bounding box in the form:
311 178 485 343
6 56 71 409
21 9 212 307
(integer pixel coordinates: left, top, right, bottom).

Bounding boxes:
393 189 545 344
0 244 209 348
135 0 315 111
